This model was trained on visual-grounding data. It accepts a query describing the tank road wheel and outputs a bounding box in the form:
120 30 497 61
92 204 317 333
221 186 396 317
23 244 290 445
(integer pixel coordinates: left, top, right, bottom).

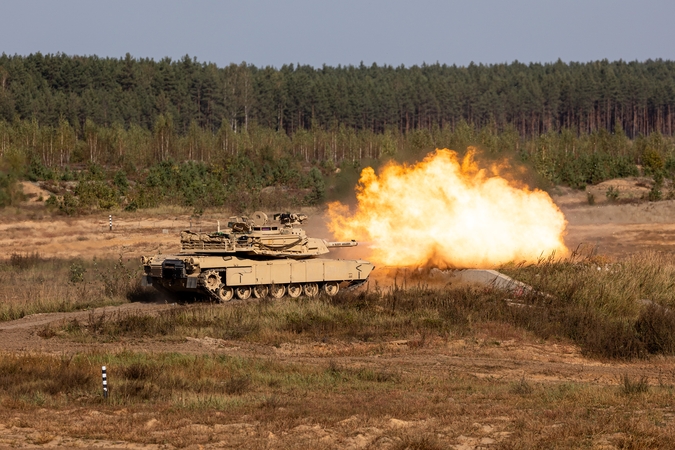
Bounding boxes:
303 282 319 298
269 284 286 299
253 285 269 298
235 286 252 300
217 286 234 302
287 283 302 298
203 270 221 291
323 281 340 297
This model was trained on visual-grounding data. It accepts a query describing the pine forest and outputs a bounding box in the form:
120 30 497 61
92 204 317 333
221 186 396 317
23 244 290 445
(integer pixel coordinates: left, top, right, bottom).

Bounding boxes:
1 53 675 212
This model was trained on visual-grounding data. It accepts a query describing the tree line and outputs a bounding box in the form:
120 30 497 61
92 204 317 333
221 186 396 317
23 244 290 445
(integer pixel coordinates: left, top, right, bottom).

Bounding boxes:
1 53 675 139
2 53 675 213
3 117 674 204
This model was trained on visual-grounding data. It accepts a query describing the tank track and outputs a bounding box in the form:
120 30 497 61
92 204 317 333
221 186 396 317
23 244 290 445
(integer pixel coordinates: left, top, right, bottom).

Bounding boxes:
344 279 368 291
197 269 226 302
194 270 358 302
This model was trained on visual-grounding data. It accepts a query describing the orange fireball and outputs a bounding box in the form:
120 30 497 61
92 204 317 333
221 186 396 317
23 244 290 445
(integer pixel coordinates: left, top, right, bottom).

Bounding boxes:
327 148 567 267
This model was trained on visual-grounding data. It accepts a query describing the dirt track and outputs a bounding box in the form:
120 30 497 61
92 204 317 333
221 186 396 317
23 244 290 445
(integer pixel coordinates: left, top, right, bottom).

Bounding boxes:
0 302 177 353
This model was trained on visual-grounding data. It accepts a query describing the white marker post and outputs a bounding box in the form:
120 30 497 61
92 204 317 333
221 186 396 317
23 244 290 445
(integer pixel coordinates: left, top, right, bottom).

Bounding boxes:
109 215 112 232
102 366 108 399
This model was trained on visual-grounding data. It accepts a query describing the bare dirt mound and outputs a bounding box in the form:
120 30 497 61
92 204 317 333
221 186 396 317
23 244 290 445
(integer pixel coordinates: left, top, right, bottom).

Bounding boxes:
553 181 675 256
19 181 52 203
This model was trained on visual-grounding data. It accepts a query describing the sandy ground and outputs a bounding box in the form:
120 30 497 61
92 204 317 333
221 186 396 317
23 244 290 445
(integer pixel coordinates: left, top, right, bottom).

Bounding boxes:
9 178 675 260
3 180 675 448
555 178 675 256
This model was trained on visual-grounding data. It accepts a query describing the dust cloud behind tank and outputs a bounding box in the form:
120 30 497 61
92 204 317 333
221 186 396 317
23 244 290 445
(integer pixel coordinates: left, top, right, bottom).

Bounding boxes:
141 212 374 302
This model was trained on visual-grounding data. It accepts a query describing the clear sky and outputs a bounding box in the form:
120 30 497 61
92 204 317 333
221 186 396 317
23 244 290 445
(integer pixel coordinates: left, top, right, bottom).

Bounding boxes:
2 0 674 67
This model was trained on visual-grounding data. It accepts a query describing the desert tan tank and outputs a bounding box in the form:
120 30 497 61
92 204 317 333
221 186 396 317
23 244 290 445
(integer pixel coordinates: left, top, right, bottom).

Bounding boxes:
141 212 374 301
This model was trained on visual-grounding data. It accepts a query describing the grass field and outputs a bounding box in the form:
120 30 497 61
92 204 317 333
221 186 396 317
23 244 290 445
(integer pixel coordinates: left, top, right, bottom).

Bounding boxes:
26 247 675 361
1 349 674 449
2 218 675 447
0 252 140 321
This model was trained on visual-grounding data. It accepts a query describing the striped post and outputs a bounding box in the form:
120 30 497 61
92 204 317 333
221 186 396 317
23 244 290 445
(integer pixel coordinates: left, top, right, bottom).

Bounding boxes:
102 366 108 399
109 215 112 232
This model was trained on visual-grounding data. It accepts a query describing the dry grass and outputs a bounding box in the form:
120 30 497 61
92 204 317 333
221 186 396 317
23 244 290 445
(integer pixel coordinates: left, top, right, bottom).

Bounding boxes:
6 248 675 360
620 374 650 395
0 254 139 321
58 253 675 360
3 250 675 447
503 248 675 316
502 248 675 358
59 287 493 346
0 351 406 407
0 351 674 448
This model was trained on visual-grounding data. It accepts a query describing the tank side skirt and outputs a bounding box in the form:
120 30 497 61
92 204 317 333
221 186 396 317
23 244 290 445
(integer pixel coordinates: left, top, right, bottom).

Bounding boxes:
211 259 372 286
146 256 374 300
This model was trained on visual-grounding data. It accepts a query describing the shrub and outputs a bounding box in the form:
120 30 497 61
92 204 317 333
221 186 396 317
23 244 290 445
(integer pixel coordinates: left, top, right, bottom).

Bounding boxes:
606 186 619 202
648 183 663 201
225 375 251 395
634 303 675 354
511 377 534 395
620 374 649 395
96 256 138 298
9 252 44 270
113 170 129 195
642 148 664 174
25 160 55 182
122 362 157 381
51 192 80 215
0 171 23 207
75 180 118 210
304 167 326 205
69 261 86 283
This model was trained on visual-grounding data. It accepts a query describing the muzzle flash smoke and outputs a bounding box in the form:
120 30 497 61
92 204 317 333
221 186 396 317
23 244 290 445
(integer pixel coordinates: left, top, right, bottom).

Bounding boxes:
327 148 567 267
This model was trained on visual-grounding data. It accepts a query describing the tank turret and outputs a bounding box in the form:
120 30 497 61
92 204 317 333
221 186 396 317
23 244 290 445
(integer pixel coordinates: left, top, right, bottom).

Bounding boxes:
141 211 374 302
179 211 357 258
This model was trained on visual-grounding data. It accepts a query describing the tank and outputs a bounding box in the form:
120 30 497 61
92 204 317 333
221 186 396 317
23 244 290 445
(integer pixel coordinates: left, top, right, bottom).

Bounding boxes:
141 211 375 302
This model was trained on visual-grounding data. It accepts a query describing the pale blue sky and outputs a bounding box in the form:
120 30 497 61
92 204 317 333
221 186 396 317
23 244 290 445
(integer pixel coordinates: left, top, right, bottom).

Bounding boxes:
2 0 673 67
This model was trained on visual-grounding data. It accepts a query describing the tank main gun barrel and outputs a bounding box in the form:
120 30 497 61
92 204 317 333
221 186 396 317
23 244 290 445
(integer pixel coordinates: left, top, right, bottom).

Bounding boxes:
326 240 358 248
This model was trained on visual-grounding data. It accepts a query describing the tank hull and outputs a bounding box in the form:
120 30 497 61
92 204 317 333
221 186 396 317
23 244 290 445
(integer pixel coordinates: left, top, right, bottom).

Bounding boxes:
142 254 374 301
